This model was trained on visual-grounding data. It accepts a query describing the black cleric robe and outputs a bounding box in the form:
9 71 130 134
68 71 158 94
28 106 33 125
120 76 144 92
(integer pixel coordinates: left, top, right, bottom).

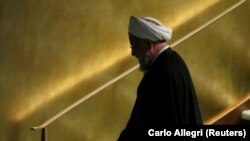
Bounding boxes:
117 47 202 140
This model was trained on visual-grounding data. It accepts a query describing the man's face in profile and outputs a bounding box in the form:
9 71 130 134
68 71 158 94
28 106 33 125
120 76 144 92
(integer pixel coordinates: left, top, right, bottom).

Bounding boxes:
129 34 152 72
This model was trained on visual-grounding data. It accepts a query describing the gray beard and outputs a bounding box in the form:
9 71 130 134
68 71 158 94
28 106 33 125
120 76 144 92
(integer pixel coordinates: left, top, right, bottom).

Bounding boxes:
138 57 153 73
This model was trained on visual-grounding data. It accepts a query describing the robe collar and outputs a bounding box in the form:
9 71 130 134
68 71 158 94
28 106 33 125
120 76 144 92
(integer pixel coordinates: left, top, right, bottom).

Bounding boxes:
151 45 170 64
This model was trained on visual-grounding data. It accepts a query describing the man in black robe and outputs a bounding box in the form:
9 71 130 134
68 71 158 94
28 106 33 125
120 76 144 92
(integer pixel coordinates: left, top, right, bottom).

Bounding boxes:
117 16 202 140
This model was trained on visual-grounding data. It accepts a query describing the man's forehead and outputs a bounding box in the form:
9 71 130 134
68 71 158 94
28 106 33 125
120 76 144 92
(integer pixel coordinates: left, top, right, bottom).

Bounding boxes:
129 34 142 43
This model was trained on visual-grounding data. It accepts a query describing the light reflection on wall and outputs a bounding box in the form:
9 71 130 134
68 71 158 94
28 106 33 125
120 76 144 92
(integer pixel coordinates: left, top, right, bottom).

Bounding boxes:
11 44 130 122
167 0 220 29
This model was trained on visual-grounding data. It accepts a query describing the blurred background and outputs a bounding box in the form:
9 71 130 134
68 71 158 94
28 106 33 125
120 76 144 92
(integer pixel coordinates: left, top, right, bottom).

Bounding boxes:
0 0 249 140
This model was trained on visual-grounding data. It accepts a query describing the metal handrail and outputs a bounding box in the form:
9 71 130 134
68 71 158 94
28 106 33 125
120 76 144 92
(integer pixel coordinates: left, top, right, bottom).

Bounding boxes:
31 0 245 135
204 94 250 125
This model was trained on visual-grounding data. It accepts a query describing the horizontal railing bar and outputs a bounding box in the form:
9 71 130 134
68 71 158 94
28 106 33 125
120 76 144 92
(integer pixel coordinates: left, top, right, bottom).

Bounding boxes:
170 0 245 47
31 0 245 130
31 64 139 130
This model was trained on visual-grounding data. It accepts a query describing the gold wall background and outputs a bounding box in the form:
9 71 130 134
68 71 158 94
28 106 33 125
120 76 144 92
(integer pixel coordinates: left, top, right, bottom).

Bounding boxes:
0 0 249 140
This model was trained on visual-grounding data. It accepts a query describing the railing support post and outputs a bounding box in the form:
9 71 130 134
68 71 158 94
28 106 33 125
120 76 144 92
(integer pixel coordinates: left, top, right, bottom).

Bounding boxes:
41 128 47 141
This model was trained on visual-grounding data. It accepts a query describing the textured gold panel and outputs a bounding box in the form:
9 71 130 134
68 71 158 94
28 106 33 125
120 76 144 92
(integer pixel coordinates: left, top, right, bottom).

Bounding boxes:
0 0 249 141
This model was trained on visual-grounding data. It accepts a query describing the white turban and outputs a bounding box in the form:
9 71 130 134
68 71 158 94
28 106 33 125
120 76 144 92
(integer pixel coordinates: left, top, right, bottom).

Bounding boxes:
129 16 172 41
